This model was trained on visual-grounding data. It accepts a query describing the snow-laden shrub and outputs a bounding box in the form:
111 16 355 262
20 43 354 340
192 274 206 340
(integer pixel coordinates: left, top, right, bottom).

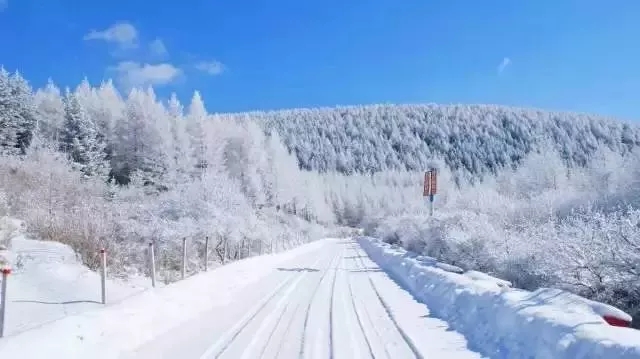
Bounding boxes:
353 148 640 327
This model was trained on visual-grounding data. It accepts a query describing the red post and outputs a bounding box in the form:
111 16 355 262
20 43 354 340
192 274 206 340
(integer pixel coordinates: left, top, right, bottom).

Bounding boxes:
429 169 437 195
423 171 430 197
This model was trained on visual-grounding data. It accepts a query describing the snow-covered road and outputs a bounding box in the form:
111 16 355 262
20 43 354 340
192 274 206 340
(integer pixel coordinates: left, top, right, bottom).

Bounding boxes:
128 239 481 359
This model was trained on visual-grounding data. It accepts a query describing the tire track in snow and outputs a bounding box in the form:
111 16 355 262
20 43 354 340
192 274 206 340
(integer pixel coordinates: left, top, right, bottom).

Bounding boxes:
347 243 392 358
239 260 318 359
328 246 341 359
198 253 326 359
254 296 291 359
270 297 305 358
351 242 424 359
299 250 341 358
345 246 377 359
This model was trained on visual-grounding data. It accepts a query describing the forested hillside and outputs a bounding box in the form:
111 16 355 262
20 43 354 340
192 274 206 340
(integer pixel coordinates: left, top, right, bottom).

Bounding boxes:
3 66 640 326
220 105 640 180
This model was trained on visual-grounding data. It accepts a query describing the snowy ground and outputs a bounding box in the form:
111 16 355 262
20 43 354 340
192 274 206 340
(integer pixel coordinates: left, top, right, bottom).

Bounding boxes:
0 238 482 358
6 234 637 359
2 236 149 336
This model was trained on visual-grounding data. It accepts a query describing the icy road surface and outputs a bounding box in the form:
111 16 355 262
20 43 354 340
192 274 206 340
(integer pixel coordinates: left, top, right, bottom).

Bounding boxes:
128 239 482 359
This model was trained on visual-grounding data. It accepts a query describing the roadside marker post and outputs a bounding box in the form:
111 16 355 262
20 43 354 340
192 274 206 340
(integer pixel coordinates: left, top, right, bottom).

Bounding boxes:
100 249 107 305
149 242 157 288
424 169 438 216
182 238 187 280
204 236 210 272
0 268 11 338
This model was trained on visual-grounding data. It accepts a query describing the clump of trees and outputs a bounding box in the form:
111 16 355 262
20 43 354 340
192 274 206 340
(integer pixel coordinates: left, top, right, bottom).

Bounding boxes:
0 68 336 282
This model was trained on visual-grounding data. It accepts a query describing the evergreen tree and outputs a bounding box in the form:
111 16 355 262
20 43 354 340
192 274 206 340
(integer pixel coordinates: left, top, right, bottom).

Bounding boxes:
0 67 19 155
60 89 109 179
0 68 37 155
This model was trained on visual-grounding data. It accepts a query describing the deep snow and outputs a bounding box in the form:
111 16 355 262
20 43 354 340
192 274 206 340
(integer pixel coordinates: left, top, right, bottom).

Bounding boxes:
0 217 149 336
358 236 640 359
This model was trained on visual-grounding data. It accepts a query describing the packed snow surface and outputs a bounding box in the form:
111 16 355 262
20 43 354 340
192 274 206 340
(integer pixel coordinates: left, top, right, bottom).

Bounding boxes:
0 218 148 336
0 238 482 358
4 234 640 359
358 236 640 359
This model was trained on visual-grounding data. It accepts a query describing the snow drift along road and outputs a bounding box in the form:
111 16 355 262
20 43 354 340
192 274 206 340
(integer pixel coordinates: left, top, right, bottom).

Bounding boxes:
0 217 149 336
358 236 640 359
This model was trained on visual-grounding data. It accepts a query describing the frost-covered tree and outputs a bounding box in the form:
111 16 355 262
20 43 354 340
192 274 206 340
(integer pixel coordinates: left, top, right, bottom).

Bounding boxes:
60 89 109 179
33 79 65 144
166 93 191 184
0 68 37 155
186 91 208 178
112 88 170 188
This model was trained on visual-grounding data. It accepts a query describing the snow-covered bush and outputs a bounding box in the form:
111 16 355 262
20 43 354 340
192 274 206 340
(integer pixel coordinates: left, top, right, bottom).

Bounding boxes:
353 148 640 326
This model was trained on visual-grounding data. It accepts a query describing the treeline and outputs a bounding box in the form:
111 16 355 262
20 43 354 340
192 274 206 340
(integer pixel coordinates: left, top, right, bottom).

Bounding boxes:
218 104 640 181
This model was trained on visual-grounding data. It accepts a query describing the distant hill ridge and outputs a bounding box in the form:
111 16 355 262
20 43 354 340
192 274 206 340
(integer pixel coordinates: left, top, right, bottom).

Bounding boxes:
216 104 640 177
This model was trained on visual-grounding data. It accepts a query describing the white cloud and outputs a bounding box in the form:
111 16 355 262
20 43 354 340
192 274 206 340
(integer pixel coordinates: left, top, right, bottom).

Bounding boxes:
84 22 138 49
149 38 168 57
111 61 181 89
195 60 225 75
0 0 7 11
498 57 511 74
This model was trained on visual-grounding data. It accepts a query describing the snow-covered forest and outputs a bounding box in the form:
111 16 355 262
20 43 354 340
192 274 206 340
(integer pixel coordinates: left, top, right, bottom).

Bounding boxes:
227 104 640 182
2 66 640 324
0 68 341 282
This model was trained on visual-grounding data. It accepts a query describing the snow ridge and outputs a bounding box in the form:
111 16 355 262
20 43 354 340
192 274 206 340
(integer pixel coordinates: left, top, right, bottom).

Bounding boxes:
358 236 640 359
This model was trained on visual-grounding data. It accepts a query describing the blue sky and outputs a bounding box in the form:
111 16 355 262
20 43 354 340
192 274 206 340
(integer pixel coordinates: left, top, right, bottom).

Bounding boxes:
0 0 639 119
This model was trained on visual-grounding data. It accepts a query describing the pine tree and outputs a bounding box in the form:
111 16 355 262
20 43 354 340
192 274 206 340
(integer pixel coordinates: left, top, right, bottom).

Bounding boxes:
60 89 109 179
0 68 37 155
0 67 19 155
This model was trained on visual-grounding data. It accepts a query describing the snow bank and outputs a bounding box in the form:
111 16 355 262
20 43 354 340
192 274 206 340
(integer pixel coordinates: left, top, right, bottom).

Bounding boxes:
0 239 327 358
358 236 640 359
3 236 150 336
463 270 512 289
0 217 24 268
0 217 152 336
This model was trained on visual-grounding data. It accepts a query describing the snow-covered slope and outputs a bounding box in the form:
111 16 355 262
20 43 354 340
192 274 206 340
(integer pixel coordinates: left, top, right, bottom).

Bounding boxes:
358 236 640 359
0 218 149 336
216 104 640 178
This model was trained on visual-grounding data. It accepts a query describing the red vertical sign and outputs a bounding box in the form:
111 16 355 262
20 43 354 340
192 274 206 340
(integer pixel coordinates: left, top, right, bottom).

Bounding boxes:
430 169 437 195
423 171 431 196
423 169 437 196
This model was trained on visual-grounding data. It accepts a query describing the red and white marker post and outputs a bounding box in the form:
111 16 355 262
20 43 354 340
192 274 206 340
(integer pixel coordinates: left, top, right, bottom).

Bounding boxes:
0 267 11 338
